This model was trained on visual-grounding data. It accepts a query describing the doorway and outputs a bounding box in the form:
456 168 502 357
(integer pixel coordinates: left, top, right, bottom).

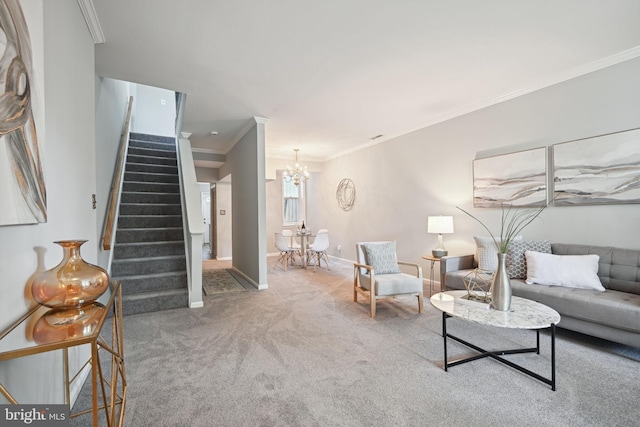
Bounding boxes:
199 182 213 259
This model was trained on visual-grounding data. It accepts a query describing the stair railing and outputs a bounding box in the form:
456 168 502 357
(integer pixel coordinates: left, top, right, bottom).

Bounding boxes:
176 137 204 308
103 96 134 251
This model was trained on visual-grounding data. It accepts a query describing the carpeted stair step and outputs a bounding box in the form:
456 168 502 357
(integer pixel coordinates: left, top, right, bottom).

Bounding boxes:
129 139 177 152
111 254 186 276
125 162 178 175
128 146 177 159
115 227 184 243
124 171 179 184
120 191 180 204
118 271 187 295
119 203 181 216
121 288 188 316
114 241 185 259
118 214 183 228
126 153 177 166
122 181 180 193
130 132 176 144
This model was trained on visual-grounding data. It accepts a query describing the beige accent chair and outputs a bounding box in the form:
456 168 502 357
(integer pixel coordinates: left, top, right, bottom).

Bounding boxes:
354 241 423 318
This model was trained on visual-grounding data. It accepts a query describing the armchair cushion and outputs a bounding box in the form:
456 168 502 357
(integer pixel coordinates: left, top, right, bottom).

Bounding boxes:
362 241 401 274
358 272 422 296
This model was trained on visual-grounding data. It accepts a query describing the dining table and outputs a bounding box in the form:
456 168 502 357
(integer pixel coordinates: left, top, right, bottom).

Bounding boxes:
295 230 314 268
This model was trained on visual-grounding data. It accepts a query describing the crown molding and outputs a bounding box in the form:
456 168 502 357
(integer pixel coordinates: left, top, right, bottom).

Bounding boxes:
191 147 225 155
77 0 105 44
327 46 640 161
228 116 270 152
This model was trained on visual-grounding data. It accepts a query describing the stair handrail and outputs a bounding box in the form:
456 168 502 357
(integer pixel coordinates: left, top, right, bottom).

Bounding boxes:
103 96 134 251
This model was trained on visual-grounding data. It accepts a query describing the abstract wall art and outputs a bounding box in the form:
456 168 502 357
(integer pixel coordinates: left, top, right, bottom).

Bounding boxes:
0 0 46 225
473 147 547 208
553 128 640 206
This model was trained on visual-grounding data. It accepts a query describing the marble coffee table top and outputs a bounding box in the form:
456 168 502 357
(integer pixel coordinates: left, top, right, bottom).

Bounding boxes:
431 290 561 330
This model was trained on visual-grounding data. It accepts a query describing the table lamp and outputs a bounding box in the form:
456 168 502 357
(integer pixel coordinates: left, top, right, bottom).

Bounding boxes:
428 216 454 258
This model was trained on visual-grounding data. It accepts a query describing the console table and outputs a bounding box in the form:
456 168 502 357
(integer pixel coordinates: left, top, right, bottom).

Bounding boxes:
0 280 126 426
430 290 560 390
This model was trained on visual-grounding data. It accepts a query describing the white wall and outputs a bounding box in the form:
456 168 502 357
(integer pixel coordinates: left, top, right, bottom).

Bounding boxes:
0 0 97 403
215 179 233 259
302 57 640 279
95 77 134 268
130 83 177 137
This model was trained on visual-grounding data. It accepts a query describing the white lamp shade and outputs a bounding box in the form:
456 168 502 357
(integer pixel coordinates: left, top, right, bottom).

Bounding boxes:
428 216 454 234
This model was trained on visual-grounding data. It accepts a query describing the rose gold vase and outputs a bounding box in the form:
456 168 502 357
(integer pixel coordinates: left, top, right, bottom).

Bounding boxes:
31 240 110 308
32 304 106 344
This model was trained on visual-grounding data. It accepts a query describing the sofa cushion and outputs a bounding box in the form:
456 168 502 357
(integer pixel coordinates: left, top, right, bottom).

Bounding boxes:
362 241 401 274
507 240 551 279
511 280 640 334
525 251 605 291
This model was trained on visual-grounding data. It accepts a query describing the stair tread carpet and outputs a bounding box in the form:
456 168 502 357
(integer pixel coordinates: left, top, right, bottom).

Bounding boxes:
111 132 189 316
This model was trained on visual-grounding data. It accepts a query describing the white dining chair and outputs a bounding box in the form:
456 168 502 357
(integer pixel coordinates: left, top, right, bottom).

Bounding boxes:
281 229 301 249
306 231 330 272
274 232 301 271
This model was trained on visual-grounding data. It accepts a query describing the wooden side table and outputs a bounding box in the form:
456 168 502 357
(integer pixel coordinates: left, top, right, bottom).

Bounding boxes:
0 280 126 426
421 255 441 296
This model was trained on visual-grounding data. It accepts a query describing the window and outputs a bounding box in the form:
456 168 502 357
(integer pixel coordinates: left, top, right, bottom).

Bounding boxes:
283 178 301 224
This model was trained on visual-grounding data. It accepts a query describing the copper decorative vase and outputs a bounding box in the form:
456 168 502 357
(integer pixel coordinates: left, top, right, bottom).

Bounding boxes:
31 240 109 308
32 304 106 344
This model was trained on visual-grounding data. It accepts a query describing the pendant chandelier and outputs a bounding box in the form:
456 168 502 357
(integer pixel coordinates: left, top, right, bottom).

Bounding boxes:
283 148 309 186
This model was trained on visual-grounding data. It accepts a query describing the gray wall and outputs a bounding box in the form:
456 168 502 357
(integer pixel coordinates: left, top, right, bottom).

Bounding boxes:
304 57 640 277
0 0 97 403
221 119 268 287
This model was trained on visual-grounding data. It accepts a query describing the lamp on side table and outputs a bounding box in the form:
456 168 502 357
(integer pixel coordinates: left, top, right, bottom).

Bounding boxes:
428 215 454 258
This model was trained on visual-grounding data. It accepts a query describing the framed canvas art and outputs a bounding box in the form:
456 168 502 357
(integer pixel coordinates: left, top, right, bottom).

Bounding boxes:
553 128 640 206
473 147 547 208
0 0 46 225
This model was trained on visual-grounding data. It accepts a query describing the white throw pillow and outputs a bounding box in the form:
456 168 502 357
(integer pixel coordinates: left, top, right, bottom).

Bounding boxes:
524 251 605 291
474 236 522 271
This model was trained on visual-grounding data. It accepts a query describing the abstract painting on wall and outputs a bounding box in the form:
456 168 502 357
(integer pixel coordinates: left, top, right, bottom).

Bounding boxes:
0 0 46 226
473 147 547 208
553 128 640 206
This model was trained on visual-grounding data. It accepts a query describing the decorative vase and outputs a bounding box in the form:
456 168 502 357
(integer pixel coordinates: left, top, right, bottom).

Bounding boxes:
490 253 512 311
32 304 106 344
31 240 110 309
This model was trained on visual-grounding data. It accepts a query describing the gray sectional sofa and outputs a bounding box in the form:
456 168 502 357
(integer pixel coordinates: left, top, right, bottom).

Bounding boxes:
441 243 640 348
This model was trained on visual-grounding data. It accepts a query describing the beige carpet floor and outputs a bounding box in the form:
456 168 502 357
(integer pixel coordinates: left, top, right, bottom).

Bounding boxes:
71 257 640 427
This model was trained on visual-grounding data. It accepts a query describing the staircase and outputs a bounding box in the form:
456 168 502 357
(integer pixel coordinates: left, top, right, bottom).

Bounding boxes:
111 132 189 316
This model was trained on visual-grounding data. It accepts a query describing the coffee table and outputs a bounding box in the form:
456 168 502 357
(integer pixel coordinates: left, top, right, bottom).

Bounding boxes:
430 290 561 390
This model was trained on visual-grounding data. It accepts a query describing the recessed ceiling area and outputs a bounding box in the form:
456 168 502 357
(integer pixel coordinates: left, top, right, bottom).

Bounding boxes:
92 0 640 164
